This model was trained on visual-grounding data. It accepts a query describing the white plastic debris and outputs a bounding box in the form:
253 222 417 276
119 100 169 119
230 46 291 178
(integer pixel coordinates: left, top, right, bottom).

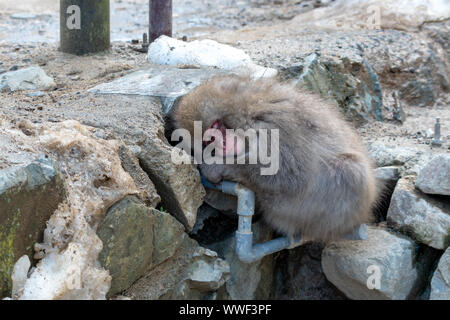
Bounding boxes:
147 35 277 78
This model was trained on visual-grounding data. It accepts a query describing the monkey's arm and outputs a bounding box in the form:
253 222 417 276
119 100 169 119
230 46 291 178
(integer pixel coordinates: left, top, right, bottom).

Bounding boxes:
200 159 305 196
198 163 227 184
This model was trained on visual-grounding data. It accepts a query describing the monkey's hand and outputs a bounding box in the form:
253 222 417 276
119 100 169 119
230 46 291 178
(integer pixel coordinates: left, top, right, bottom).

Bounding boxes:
198 163 226 184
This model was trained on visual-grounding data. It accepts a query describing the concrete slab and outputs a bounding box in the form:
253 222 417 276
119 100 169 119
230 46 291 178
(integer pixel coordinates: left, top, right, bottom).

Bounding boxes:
88 66 229 114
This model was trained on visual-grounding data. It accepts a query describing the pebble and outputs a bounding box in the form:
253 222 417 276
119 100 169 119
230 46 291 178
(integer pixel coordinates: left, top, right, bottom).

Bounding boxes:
10 13 37 20
26 91 45 97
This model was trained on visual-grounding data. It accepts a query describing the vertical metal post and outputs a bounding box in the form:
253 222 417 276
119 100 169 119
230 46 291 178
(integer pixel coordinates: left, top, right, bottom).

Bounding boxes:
432 117 442 146
149 0 172 43
60 0 110 55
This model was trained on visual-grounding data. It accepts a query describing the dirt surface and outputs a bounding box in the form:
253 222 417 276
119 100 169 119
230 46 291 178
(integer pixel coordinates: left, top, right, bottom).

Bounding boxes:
0 0 330 43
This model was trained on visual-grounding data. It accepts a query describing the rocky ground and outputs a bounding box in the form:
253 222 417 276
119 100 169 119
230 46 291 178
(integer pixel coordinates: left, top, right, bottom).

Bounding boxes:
0 0 449 300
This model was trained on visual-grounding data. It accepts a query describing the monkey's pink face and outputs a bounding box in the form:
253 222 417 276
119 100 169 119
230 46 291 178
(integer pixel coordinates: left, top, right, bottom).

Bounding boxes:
203 119 246 158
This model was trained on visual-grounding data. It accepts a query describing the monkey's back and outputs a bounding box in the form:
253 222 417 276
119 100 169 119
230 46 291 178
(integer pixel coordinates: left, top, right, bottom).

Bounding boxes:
175 75 379 242
247 78 377 242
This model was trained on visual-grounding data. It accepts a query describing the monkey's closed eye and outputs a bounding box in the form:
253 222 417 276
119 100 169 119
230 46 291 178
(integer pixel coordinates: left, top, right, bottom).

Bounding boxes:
253 111 275 122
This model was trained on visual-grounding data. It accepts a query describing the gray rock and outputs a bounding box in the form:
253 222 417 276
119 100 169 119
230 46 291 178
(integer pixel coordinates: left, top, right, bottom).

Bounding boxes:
387 177 450 250
367 142 438 177
400 79 435 107
186 247 230 291
392 91 406 123
0 157 65 298
97 196 154 296
208 221 275 300
422 20 450 59
0 66 56 92
124 236 229 300
322 226 435 300
430 247 450 300
151 207 187 267
88 66 228 114
415 154 450 196
368 142 422 167
374 166 400 185
98 196 201 297
124 235 198 300
239 29 448 120
118 145 161 207
288 53 382 124
171 247 230 299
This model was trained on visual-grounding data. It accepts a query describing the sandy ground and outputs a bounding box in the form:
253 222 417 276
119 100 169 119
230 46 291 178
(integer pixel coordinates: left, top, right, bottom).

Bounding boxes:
0 0 324 43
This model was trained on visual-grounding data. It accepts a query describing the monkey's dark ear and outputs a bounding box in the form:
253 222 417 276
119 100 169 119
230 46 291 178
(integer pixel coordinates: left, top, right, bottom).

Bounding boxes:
164 98 182 144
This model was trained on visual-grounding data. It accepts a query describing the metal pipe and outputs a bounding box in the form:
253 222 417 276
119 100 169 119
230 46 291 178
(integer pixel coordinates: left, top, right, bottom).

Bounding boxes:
201 178 302 263
149 0 172 43
201 176 367 263
60 0 110 55
432 117 442 147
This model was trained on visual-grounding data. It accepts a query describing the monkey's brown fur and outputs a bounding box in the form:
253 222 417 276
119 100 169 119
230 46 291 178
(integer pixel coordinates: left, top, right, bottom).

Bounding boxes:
173 75 379 242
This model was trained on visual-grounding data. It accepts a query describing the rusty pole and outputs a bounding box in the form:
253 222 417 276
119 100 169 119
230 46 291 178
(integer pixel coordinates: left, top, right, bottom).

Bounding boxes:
149 0 172 43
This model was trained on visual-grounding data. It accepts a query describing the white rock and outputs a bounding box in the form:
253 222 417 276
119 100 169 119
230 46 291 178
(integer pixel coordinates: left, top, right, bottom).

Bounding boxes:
430 247 450 300
0 66 56 92
387 177 450 250
374 166 400 184
368 142 421 167
322 226 430 300
10 13 37 20
187 247 230 292
416 154 450 196
20 243 110 300
367 142 436 176
147 36 277 79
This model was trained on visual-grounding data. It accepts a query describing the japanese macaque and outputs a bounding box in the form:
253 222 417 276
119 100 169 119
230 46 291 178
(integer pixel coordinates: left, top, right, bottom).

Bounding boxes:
171 75 379 242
